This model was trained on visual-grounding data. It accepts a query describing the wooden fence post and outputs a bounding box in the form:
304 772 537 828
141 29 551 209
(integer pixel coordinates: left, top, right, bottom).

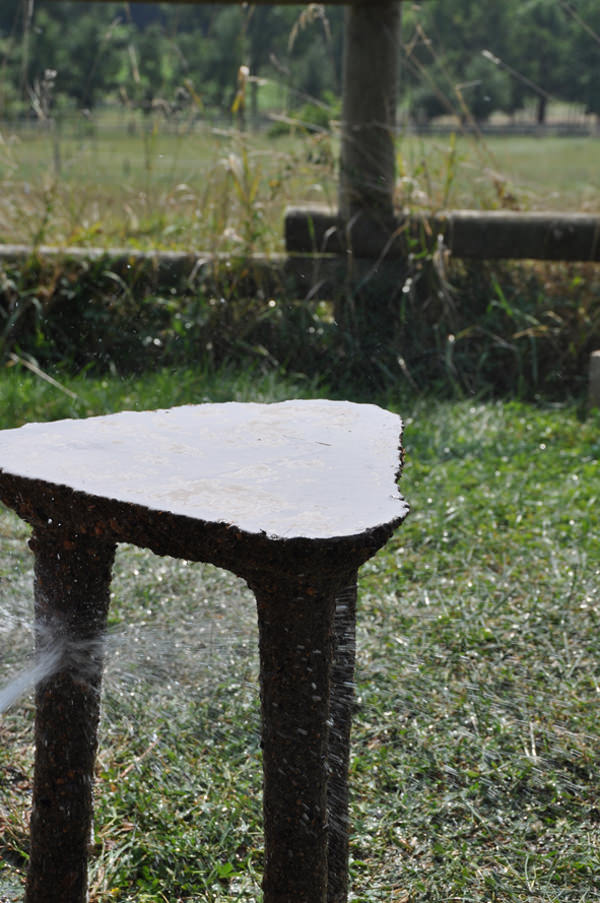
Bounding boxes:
339 1 401 231
589 351 600 409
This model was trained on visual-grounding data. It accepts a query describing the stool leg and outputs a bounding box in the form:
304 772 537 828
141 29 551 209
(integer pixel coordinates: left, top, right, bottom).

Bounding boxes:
327 576 358 903
25 528 116 903
252 572 346 903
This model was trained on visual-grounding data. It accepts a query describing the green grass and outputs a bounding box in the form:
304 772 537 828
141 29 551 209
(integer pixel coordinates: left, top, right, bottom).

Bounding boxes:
1 115 598 254
0 363 327 429
1 367 600 901
0 119 337 253
396 133 600 213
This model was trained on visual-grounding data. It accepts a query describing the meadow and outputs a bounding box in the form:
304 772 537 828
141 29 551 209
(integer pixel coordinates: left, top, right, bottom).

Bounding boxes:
1 112 598 253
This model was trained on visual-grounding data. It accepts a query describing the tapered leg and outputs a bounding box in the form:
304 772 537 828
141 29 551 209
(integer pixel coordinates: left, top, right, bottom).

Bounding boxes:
25 528 116 903
252 571 347 903
327 576 358 903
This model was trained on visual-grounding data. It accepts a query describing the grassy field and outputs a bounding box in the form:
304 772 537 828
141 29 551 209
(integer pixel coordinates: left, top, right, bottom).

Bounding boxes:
0 117 336 253
0 113 598 253
1 367 600 901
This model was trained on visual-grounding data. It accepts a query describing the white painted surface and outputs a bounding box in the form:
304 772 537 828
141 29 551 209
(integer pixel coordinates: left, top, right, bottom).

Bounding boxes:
0 401 407 539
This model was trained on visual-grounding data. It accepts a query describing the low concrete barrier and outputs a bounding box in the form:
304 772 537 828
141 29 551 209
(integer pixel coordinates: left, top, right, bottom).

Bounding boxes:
285 207 600 262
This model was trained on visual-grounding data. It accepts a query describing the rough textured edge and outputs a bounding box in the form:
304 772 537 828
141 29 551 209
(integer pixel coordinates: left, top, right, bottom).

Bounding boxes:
0 471 408 582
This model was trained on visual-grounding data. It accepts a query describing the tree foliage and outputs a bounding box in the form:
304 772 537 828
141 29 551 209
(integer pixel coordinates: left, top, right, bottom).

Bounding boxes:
403 0 599 123
0 1 597 123
0 1 343 119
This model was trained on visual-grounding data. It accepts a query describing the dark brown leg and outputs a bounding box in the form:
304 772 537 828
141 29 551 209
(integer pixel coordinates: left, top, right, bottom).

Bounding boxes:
327 576 358 903
25 528 116 903
251 571 344 903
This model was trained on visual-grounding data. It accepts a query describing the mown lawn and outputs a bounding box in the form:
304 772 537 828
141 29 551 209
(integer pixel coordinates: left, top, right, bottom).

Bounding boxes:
1 367 599 901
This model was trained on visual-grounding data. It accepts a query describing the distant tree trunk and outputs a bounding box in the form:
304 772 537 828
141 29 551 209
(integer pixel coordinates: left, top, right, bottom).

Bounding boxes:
20 0 35 100
536 94 547 125
250 78 259 130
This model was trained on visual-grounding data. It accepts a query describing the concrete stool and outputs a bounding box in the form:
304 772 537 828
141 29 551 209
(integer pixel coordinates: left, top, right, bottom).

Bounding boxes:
0 400 408 903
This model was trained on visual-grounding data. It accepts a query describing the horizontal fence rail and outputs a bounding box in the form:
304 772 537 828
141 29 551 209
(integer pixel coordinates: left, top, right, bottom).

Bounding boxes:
2 207 599 289
285 207 600 262
0 244 334 298
405 121 599 138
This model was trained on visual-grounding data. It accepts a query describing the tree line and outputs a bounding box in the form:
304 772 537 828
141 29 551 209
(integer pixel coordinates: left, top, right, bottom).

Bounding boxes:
0 1 598 124
403 0 600 124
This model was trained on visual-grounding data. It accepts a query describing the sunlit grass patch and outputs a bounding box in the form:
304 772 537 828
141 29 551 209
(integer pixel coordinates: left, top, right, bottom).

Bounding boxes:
351 399 600 900
0 363 328 430
1 371 600 900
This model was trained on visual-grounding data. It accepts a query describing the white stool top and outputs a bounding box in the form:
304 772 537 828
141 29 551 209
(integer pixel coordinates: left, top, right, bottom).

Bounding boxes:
0 400 407 541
